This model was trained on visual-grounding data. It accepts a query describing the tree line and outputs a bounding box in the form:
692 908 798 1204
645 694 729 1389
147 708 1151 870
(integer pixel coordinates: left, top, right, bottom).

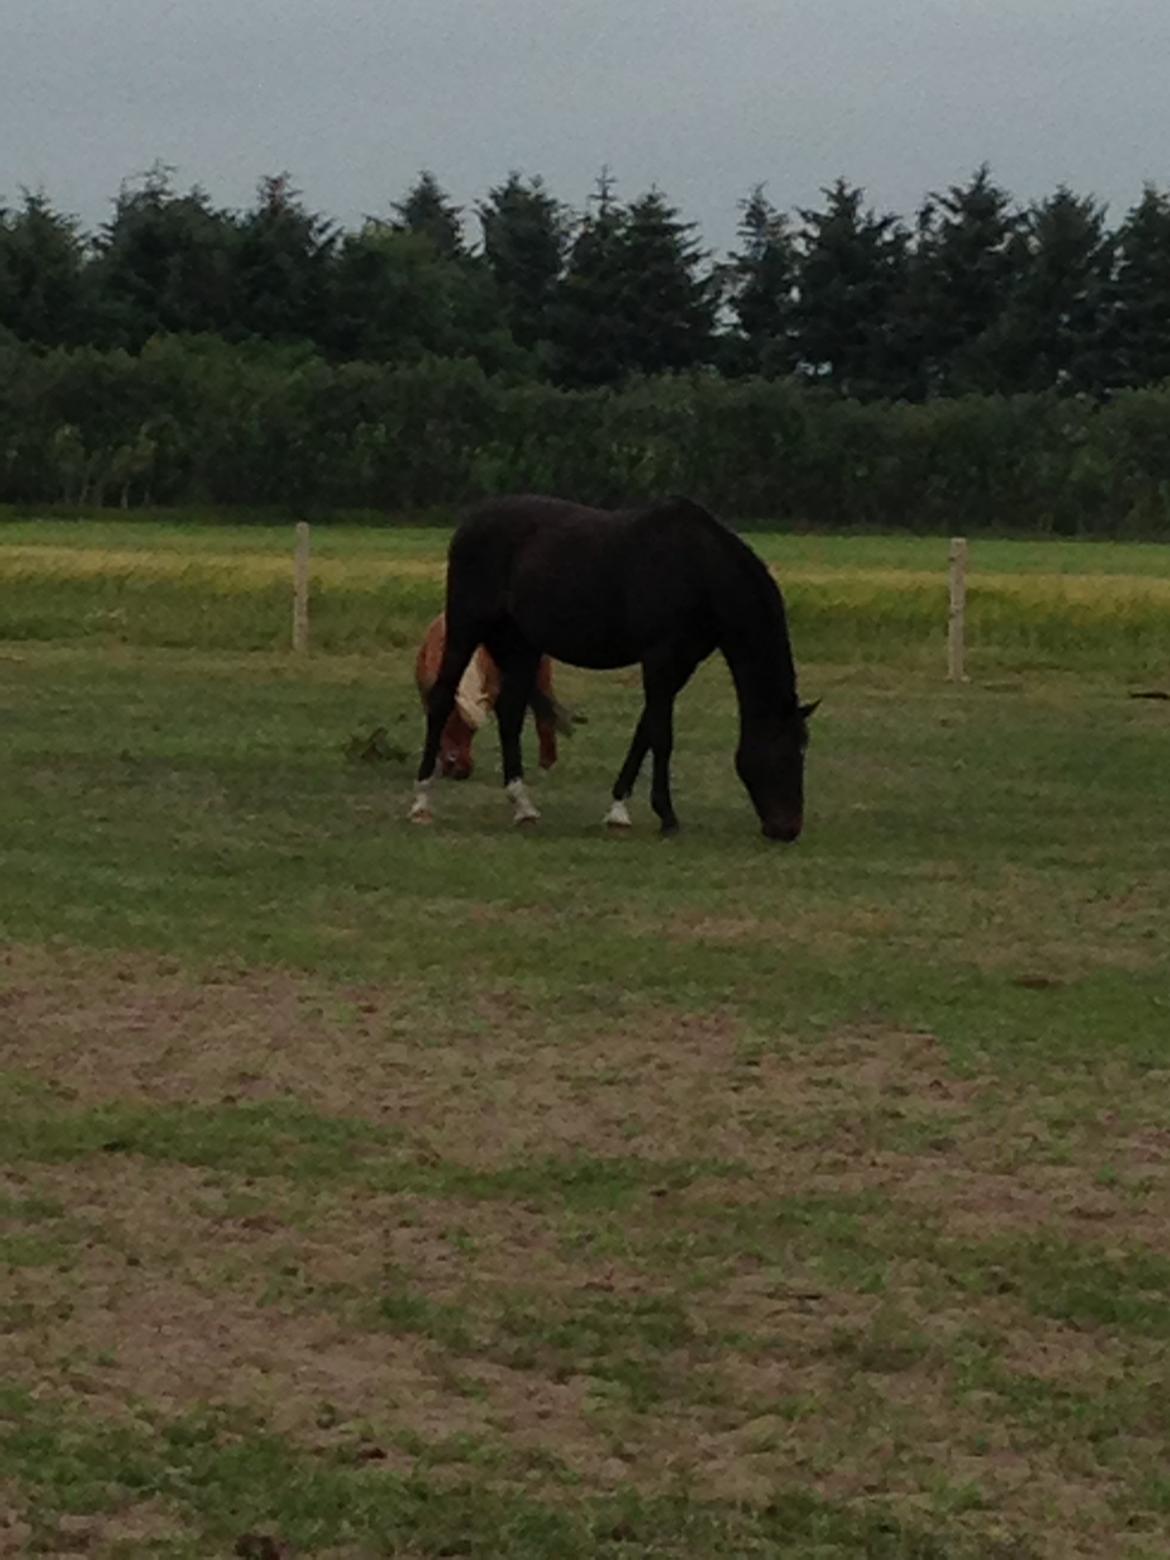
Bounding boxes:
3 162 1170 398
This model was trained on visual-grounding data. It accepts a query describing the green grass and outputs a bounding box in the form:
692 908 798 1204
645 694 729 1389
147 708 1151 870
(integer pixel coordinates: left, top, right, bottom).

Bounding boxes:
1 519 1169 1556
0 1387 973 1559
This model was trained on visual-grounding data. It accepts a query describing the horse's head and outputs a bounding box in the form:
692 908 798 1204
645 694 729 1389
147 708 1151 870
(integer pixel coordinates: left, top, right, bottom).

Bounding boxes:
736 700 819 842
439 742 473 781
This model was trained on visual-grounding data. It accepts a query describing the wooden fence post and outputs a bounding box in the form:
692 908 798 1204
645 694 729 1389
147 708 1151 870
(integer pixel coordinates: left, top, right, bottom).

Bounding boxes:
293 521 311 653
948 536 967 683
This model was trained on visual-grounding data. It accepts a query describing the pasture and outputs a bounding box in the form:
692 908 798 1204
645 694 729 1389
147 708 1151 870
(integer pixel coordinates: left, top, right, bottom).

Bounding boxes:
1 517 1168 1558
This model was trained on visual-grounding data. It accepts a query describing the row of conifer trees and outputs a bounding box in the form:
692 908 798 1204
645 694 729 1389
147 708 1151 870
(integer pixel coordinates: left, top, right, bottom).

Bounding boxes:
4 163 1170 397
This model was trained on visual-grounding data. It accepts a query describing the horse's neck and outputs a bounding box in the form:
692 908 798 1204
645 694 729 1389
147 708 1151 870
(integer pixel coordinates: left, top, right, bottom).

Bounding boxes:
722 637 797 721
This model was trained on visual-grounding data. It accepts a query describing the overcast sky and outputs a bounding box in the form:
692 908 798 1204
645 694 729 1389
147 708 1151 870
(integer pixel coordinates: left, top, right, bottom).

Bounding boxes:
5 0 1169 253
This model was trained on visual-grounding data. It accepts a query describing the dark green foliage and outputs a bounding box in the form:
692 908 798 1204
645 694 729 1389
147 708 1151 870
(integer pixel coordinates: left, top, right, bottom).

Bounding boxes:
792 180 909 397
392 169 466 259
904 165 1022 395
995 187 1113 394
6 161 1170 402
478 171 570 352
547 172 634 386
0 190 89 347
724 185 799 377
615 188 718 375
1108 184 1170 390
234 173 335 345
4 333 1170 531
87 164 239 348
549 176 717 384
322 225 525 374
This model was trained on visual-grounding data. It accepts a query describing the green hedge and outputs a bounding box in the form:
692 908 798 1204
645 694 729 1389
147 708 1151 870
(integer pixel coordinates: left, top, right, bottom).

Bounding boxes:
3 334 1170 534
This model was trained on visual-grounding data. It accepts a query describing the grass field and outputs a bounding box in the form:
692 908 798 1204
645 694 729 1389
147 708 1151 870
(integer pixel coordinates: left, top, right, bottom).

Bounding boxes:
2 517 1169 1557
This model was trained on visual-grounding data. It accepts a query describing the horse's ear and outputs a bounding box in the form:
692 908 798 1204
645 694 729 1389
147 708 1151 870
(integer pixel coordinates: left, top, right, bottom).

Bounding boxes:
799 699 821 720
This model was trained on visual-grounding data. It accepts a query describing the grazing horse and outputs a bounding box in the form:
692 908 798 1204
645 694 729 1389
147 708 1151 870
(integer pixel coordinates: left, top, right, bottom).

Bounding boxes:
414 612 564 781
412 495 817 840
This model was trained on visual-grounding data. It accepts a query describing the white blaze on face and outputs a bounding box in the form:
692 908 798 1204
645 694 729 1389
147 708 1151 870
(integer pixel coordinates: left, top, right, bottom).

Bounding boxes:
455 652 492 731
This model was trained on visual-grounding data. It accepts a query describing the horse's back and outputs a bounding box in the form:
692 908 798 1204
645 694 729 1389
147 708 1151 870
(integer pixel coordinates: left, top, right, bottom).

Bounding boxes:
447 494 726 669
450 494 619 566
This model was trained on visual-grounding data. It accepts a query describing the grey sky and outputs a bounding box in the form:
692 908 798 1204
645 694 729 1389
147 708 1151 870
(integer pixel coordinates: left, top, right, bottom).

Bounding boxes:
5 0 1169 254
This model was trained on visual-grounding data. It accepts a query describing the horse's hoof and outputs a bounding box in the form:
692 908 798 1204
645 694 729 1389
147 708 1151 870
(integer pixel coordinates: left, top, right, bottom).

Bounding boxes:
514 812 540 828
409 809 433 826
659 822 680 839
604 800 632 830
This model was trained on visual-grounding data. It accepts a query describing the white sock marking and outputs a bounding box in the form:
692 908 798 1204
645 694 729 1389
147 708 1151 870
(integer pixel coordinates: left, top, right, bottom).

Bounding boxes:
604 799 632 829
506 778 540 824
409 778 433 822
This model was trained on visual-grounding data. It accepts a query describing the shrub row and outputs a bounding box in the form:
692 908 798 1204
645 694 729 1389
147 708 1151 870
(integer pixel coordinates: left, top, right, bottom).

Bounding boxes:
4 336 1170 534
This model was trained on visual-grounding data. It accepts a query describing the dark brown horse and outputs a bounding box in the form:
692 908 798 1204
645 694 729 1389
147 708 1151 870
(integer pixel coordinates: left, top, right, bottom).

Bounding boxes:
412 495 816 839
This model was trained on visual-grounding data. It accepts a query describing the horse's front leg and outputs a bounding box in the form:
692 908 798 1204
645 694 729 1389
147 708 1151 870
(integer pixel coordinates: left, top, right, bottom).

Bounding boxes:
494 654 542 825
638 642 710 835
605 712 649 829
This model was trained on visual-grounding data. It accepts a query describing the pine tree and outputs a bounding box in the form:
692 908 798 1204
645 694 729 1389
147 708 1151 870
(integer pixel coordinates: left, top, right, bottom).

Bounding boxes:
235 173 335 344
392 171 465 258
325 226 453 362
325 222 526 373
1107 184 1170 390
478 172 569 351
907 164 1021 394
995 187 1112 394
549 175 716 385
616 189 717 375
0 189 89 346
547 172 632 385
88 163 238 347
793 179 907 396
724 185 798 377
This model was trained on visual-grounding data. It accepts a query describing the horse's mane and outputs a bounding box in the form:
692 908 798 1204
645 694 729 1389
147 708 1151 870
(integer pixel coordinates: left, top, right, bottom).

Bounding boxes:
667 499 797 704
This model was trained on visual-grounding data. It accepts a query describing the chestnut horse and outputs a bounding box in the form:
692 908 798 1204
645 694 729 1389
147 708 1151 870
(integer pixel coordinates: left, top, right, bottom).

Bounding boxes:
415 613 564 780
412 495 816 839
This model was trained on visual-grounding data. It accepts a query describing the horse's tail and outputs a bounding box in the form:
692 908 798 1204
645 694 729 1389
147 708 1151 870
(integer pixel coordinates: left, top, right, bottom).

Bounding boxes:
529 685 575 736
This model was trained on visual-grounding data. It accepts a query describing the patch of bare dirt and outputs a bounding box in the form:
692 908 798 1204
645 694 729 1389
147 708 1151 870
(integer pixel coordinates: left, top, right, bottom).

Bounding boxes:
0 1488 32 1560
6 944 1168 1246
0 1156 666 1493
661 879 1166 978
7 943 1170 1556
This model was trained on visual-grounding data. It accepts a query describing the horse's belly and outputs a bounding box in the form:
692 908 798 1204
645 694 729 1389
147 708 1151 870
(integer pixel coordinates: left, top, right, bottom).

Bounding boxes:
523 619 643 671
511 592 643 669
508 538 701 669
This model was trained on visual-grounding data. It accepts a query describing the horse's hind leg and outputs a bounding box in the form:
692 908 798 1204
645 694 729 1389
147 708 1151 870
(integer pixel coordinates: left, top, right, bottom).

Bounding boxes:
644 681 680 836
412 628 481 822
492 646 542 826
